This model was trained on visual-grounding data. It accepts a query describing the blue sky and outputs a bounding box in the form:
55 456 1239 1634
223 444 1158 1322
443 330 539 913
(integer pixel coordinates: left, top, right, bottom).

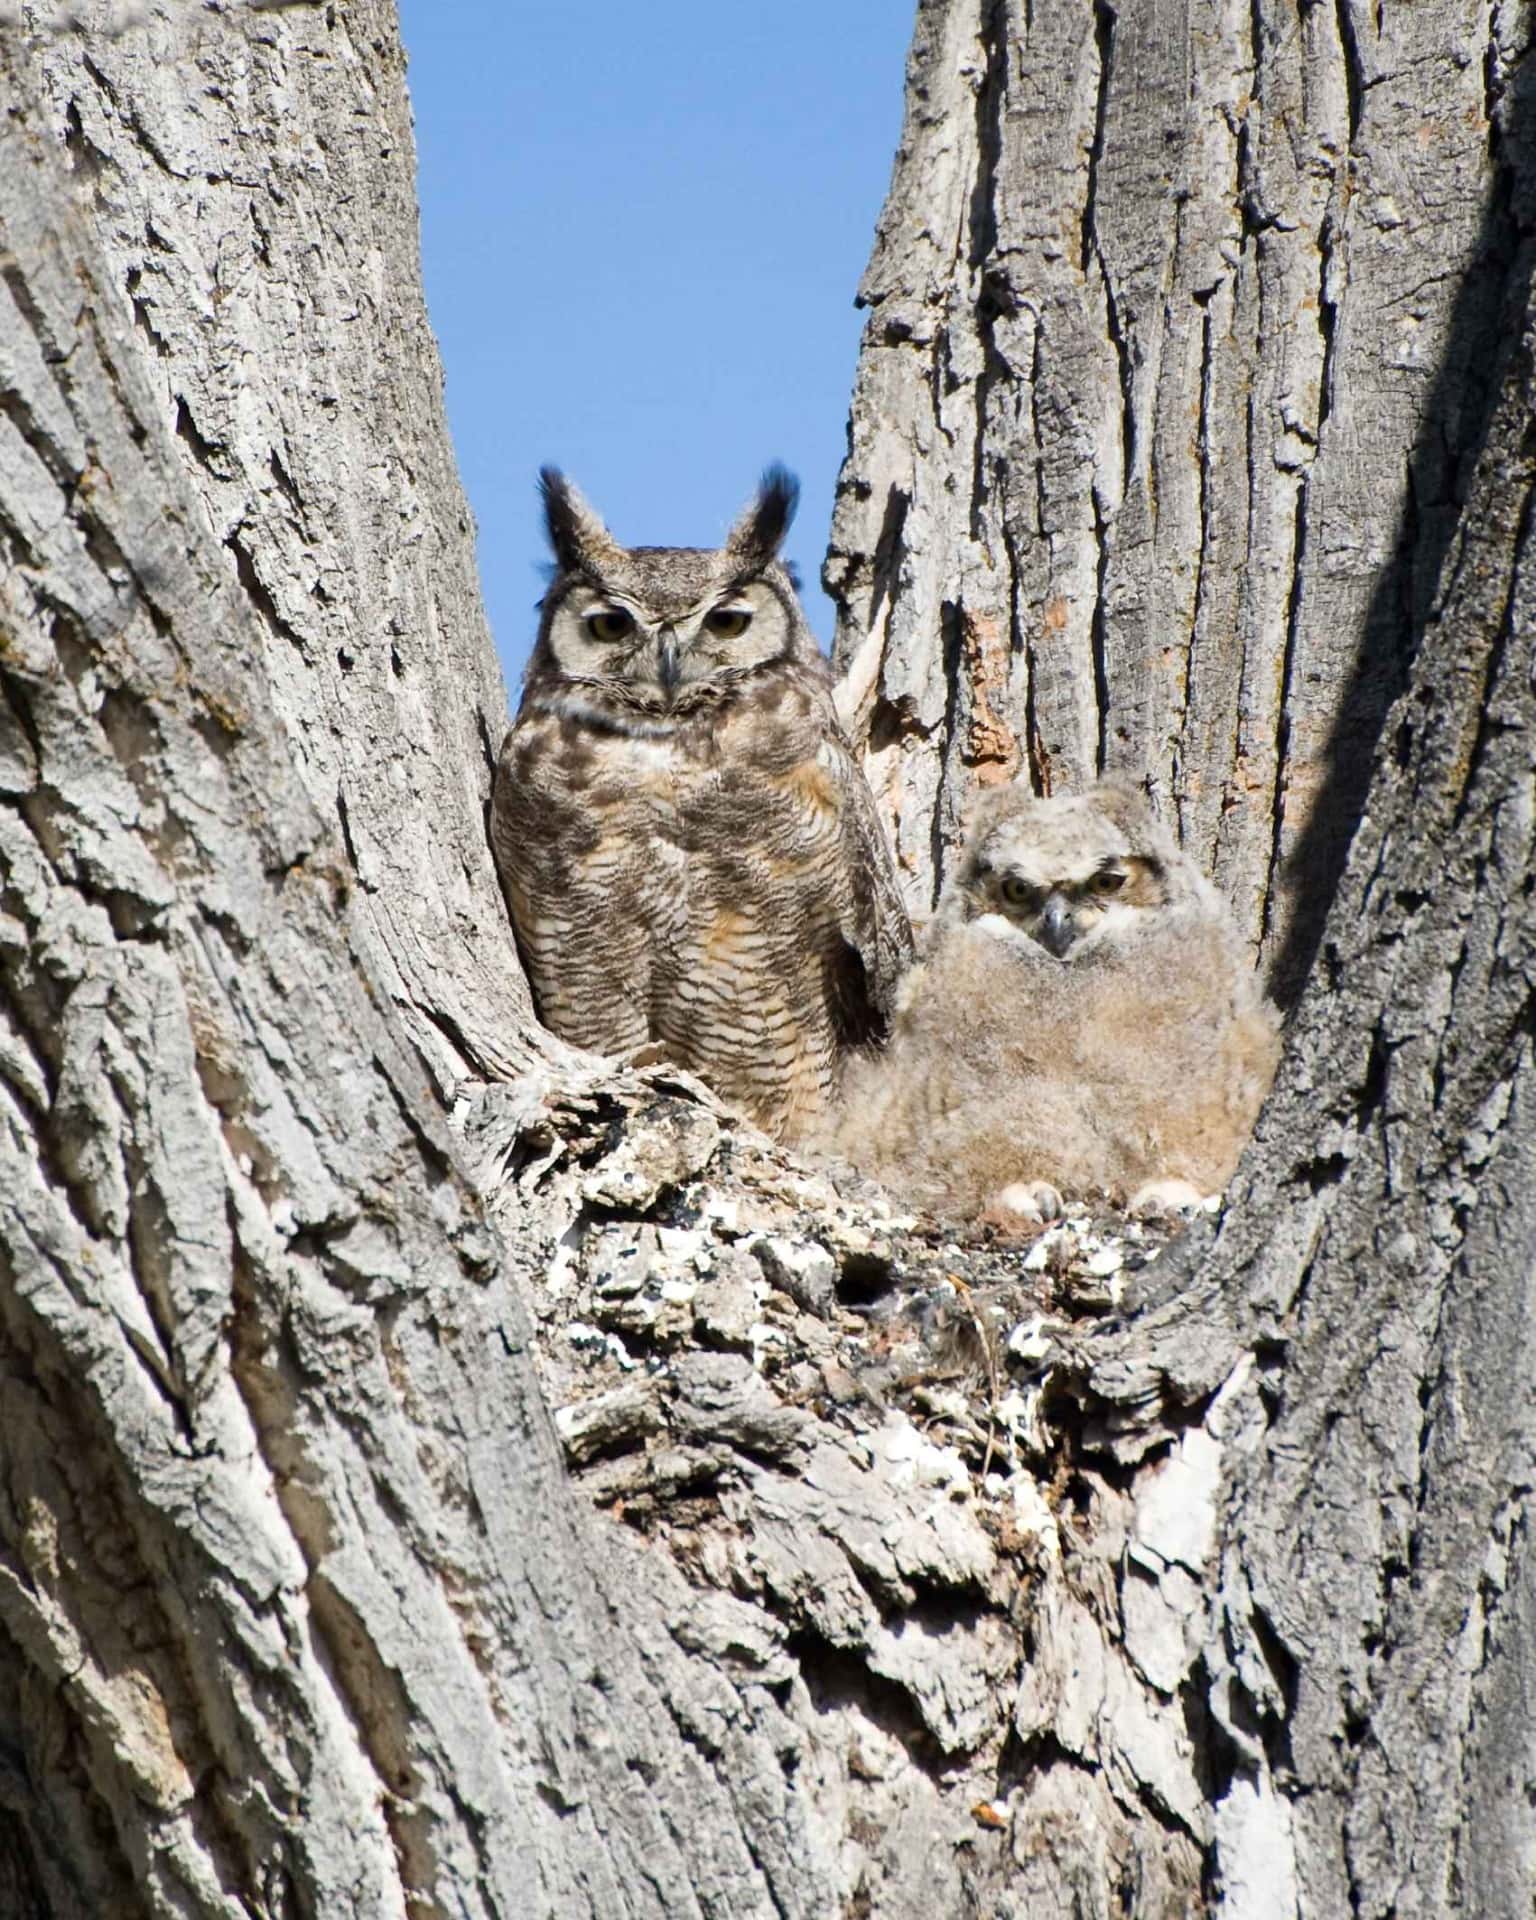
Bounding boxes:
396 1 911 691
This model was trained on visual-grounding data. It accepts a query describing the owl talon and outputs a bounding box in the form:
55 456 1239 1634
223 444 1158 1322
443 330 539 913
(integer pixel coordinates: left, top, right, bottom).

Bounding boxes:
989 1180 1064 1223
1128 1178 1208 1218
625 1041 672 1069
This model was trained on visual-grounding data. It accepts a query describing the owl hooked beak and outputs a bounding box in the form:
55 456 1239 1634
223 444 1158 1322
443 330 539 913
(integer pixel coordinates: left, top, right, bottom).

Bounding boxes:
657 627 682 699
1039 891 1076 956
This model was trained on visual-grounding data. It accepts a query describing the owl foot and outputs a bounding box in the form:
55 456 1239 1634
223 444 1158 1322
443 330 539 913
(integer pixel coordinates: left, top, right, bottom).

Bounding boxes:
625 1041 672 1069
987 1179 1065 1224
1128 1177 1208 1218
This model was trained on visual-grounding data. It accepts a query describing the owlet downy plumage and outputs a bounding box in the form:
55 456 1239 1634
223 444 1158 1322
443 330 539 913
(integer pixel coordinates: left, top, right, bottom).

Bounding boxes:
831 780 1281 1218
490 468 914 1142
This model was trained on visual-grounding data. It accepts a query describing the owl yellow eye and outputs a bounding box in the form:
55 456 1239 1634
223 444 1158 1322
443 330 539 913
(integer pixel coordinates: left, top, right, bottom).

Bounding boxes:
585 608 635 643
1092 868 1127 894
704 606 753 640
999 874 1038 907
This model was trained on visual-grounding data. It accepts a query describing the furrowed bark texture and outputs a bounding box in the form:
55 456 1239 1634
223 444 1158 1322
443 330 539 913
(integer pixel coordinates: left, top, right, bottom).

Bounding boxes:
4 0 1536 1917
18 0 540 1091
823 10 1536 1895
829 0 1529 1002
0 13 871 1917
1081 182 1536 1911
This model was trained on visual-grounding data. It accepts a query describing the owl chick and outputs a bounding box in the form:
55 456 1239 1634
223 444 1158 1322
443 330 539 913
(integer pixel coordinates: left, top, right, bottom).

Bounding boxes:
831 781 1280 1217
490 467 914 1142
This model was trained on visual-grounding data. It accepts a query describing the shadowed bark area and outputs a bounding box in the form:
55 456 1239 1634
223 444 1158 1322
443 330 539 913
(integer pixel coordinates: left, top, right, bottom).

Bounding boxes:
1 2 1534 1917
1159 223 1536 1914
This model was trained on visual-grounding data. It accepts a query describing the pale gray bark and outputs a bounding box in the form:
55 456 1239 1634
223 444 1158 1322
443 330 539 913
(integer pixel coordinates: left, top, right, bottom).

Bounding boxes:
18 0 540 1093
0 10 852 1916
1163 230 1536 1914
824 2 1536 1905
2 2 1534 1918
1058 242 1536 1914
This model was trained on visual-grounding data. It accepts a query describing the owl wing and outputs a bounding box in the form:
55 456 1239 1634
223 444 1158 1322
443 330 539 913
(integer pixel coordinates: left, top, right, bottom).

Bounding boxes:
823 723 915 1045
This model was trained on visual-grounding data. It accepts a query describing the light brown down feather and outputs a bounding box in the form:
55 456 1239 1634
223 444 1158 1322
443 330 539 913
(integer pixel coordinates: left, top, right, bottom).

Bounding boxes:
829 781 1280 1213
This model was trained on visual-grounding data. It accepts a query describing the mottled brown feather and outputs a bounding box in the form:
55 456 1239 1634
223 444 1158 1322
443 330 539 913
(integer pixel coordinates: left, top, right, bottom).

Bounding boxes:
489 472 913 1139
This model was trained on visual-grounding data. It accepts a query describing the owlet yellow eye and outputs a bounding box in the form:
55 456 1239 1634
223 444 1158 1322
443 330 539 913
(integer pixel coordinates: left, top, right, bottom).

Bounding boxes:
585 609 635 643
704 606 753 639
1092 869 1126 894
999 875 1036 906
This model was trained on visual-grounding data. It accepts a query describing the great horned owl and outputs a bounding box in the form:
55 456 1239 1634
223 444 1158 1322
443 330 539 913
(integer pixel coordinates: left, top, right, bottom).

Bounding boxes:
831 780 1280 1217
490 467 914 1141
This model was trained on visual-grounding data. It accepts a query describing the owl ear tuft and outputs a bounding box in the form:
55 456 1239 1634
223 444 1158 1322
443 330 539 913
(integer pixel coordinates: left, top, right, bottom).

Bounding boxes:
540 468 623 573
727 464 800 566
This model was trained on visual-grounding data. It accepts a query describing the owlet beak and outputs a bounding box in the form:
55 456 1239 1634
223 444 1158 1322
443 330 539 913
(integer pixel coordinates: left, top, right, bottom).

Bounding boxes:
1039 892 1076 957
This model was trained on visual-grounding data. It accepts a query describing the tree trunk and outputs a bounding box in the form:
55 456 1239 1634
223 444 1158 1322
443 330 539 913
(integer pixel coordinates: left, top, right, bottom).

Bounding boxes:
828 0 1527 1002
1 3 1533 1918
16 0 540 1093
0 10 859 1915
1057 231 1536 1911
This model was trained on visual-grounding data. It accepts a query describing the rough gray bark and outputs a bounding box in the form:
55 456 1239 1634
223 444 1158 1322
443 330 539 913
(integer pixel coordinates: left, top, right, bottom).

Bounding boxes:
0 21 832 1915
16 0 540 1092
1163 223 1536 1914
2 2 1534 1918
1064 202 1536 1911
0 10 891 1916
825 11 1536 1897
829 0 1527 1004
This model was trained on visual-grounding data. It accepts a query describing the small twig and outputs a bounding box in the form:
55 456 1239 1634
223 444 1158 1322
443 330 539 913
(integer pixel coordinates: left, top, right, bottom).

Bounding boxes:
973 1299 1003 1479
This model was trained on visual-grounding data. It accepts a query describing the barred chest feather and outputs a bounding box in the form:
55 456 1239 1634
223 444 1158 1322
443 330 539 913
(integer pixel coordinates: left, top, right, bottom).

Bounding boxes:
502 662 842 850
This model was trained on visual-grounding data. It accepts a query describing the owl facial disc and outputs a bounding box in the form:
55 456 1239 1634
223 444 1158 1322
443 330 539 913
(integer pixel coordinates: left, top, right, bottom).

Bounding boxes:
531 468 807 712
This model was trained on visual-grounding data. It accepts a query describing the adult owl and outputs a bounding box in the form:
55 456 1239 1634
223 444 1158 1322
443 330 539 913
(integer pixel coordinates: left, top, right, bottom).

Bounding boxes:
831 780 1280 1217
490 467 914 1142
